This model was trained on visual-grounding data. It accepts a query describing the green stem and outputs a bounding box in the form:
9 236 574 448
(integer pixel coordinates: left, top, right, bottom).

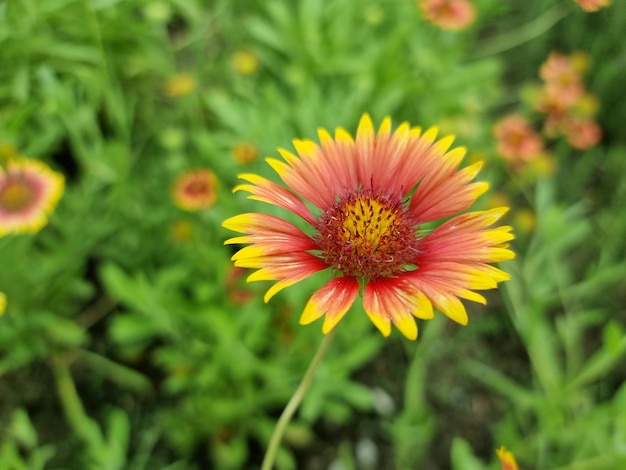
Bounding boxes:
50 355 103 450
472 5 570 59
261 330 336 470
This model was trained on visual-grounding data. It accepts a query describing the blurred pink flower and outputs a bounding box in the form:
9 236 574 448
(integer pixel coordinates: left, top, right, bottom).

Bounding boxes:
493 115 544 162
573 0 612 12
418 0 476 30
539 52 585 108
563 117 602 149
0 158 64 237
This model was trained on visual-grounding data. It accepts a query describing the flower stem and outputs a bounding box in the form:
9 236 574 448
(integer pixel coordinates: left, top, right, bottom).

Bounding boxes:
471 5 569 59
261 330 336 470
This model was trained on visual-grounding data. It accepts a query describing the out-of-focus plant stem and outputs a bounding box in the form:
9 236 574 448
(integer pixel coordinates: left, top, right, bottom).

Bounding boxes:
51 354 103 451
472 5 570 59
261 329 336 470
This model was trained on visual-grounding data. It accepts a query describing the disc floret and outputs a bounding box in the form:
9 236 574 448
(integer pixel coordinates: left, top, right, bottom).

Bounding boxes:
314 189 421 279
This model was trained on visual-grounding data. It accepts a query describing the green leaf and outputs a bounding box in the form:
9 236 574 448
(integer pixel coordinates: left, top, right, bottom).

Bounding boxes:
451 437 485 470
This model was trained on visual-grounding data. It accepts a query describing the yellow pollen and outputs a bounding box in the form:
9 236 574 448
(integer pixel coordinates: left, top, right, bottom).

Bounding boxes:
315 190 421 279
341 199 397 254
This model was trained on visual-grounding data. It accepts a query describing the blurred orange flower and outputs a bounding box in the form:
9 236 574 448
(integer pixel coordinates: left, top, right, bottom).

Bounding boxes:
493 114 544 163
539 52 585 108
527 153 556 178
163 74 196 97
418 0 476 30
573 0 612 12
535 51 603 150
171 169 218 211
563 117 602 150
513 208 536 235
231 142 259 164
0 158 64 237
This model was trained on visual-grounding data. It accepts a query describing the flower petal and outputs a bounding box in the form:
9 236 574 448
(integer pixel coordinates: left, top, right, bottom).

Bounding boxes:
363 277 434 340
300 277 359 334
233 173 316 224
420 208 516 264
410 159 489 222
238 252 328 302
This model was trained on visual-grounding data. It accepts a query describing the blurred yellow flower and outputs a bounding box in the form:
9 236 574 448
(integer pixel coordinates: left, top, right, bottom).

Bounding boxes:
163 74 196 97
527 153 556 178
231 50 259 76
513 208 536 235
0 158 64 237
418 0 476 30
0 291 6 315
231 142 259 164
496 446 519 470
572 92 599 117
170 219 194 243
171 168 218 211
486 192 512 211
569 51 590 74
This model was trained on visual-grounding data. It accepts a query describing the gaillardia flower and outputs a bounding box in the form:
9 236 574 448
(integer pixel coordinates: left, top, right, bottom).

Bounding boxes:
171 168 218 211
493 114 545 163
223 114 514 340
418 0 477 31
0 158 64 237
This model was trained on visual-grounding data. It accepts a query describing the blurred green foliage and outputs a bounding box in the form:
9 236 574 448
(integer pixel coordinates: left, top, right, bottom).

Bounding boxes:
1 0 625 468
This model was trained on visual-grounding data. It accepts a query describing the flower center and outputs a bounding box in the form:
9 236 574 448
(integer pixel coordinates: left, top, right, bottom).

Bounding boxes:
0 180 35 212
314 189 421 279
185 181 211 198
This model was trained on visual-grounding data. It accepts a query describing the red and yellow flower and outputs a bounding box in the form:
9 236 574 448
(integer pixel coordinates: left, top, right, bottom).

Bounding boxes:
171 169 218 211
0 158 64 237
223 114 514 340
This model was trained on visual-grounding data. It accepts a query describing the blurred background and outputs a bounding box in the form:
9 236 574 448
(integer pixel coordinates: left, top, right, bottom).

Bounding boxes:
1 0 625 468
